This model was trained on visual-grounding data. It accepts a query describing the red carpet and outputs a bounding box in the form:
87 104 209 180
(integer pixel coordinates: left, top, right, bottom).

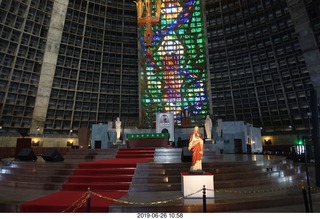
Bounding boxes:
19 191 126 212
115 148 155 158
20 148 154 212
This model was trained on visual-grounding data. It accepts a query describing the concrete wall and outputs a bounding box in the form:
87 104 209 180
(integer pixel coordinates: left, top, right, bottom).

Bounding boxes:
0 126 204 148
0 135 78 148
262 134 300 146
221 121 247 153
250 127 263 153
0 126 297 150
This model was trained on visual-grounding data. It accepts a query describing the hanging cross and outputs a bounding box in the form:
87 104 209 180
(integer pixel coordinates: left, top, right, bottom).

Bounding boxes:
134 0 161 57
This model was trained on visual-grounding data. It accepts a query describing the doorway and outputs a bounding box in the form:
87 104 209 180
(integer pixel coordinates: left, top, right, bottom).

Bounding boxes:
234 139 243 154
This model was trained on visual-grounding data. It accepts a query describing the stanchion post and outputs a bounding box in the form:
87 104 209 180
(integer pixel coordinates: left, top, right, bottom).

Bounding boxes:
304 129 313 212
300 180 309 212
86 187 91 213
202 185 207 213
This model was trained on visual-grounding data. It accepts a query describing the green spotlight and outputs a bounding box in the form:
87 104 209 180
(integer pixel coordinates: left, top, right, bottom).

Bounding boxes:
296 139 304 145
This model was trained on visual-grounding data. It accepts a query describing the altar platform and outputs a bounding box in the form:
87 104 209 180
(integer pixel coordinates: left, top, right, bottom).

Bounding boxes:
0 148 320 213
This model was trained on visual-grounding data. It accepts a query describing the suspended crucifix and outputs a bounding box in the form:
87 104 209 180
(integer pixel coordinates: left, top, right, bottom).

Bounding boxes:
134 0 162 57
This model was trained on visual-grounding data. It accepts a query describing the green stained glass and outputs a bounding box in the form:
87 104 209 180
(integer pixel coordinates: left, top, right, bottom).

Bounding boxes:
139 0 209 127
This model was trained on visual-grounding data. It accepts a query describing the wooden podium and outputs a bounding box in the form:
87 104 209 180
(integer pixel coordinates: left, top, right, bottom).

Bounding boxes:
15 138 32 159
78 128 90 149
181 117 191 127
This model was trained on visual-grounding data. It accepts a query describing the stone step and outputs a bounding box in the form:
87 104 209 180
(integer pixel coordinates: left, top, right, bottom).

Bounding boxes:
0 180 63 191
0 148 316 213
0 148 129 191
128 153 305 193
0 174 69 183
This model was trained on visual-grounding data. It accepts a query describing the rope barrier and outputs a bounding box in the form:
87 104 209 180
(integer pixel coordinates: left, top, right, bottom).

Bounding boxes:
62 191 88 213
61 182 320 212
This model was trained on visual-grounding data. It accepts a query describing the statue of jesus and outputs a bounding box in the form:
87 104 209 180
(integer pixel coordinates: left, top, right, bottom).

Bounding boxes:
188 126 204 172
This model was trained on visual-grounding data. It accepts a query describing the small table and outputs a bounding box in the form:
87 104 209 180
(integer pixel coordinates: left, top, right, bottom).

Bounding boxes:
126 133 169 148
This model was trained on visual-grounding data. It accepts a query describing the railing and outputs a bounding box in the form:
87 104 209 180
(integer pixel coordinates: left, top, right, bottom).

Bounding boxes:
64 181 319 213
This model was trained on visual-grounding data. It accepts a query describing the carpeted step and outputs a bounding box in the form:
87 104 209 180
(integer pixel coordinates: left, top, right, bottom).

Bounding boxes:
115 148 155 159
118 148 155 151
77 158 152 169
115 154 154 158
62 182 131 191
67 175 133 183
20 157 152 212
73 168 135 175
77 162 138 169
20 191 126 212
62 158 154 192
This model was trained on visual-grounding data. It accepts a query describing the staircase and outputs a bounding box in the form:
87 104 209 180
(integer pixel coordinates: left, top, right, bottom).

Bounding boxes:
108 150 318 212
62 148 155 192
62 162 136 192
1 148 319 212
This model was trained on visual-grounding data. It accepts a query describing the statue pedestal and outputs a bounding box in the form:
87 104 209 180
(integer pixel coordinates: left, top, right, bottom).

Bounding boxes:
204 141 215 151
214 140 224 154
111 140 127 148
181 172 214 198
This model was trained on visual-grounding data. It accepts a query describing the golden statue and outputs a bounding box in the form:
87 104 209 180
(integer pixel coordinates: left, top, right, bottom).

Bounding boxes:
134 0 144 18
134 0 162 56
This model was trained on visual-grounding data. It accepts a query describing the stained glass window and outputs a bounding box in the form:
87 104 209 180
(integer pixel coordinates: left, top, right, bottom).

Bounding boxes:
139 0 209 127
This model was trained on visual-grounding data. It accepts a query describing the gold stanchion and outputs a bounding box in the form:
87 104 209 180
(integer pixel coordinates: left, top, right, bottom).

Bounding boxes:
86 187 91 213
300 180 309 212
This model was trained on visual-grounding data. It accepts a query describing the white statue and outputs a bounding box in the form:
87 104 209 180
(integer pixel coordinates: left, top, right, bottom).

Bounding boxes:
205 115 212 140
115 117 121 140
